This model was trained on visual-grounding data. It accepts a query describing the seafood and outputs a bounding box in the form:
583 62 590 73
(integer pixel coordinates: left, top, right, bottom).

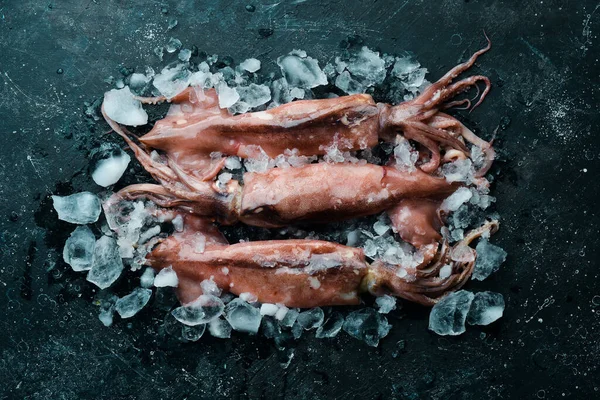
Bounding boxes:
102 38 498 307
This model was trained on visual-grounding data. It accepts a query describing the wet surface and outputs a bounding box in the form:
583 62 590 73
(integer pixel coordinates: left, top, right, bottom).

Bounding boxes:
1 0 599 398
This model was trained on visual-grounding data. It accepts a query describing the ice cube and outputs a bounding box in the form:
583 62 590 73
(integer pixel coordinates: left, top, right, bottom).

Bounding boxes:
91 146 131 187
442 159 474 183
103 86 149 126
153 64 191 99
129 73 150 90
280 308 299 327
335 70 364 94
217 172 232 184
216 82 240 108
404 67 428 88
208 317 232 338
140 267 155 288
375 295 397 314
441 187 473 212
343 308 391 347
181 324 205 341
428 290 475 336
260 303 279 316
165 37 182 53
86 236 124 289
467 292 505 325
224 156 242 170
239 292 258 303
98 293 118 327
315 312 344 338
373 220 390 236
261 316 282 338
225 298 262 333
236 83 271 108
277 51 328 89
297 308 324 330
346 46 386 86
391 56 420 78
240 58 261 73
171 295 225 326
439 264 452 279
472 239 507 281
346 230 359 246
393 139 418 171
178 48 192 62
63 226 95 271
200 279 221 296
115 288 152 319
52 192 102 224
153 266 179 287
274 305 289 321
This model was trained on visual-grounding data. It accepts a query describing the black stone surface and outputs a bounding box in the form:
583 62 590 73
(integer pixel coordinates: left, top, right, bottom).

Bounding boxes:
1 1 599 399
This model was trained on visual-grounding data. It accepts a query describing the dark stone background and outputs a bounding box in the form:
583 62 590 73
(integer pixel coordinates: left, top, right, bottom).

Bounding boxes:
0 0 598 399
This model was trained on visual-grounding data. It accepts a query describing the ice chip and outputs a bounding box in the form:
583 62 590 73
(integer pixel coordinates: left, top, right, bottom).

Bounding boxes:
103 86 148 126
467 292 505 325
178 48 192 62
98 293 118 327
393 138 418 171
428 290 475 336
335 70 364 94
224 156 242 170
225 298 261 333
129 73 150 90
171 295 225 326
260 303 279 316
315 312 344 338
439 264 453 279
373 220 390 236
236 83 271 108
208 318 232 338
91 147 131 187
297 307 325 330
63 226 95 271
442 187 473 212
442 158 474 183
392 56 421 78
216 82 240 108
153 266 178 287
240 58 261 73
375 295 397 314
153 64 191 99
86 236 124 289
181 324 206 341
280 308 299 327
472 239 507 281
343 308 391 347
346 46 386 86
115 288 152 319
140 267 155 288
261 316 282 339
165 37 182 53
53 192 102 224
200 279 221 296
277 51 327 89
274 305 289 321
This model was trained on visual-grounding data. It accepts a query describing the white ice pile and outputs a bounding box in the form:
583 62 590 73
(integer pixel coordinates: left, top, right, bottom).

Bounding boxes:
86 236 124 289
240 58 261 73
103 86 148 126
472 239 507 281
52 192 101 224
375 295 397 314
277 50 328 89
429 290 505 335
343 308 391 347
315 312 344 338
442 159 475 183
297 307 325 330
153 266 179 287
91 144 131 187
63 226 95 271
115 288 152 319
171 295 225 326
225 298 262 334
153 64 191 99
243 146 316 173
467 292 505 325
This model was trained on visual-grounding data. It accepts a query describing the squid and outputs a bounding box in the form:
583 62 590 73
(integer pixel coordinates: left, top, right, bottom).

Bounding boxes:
102 38 498 307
